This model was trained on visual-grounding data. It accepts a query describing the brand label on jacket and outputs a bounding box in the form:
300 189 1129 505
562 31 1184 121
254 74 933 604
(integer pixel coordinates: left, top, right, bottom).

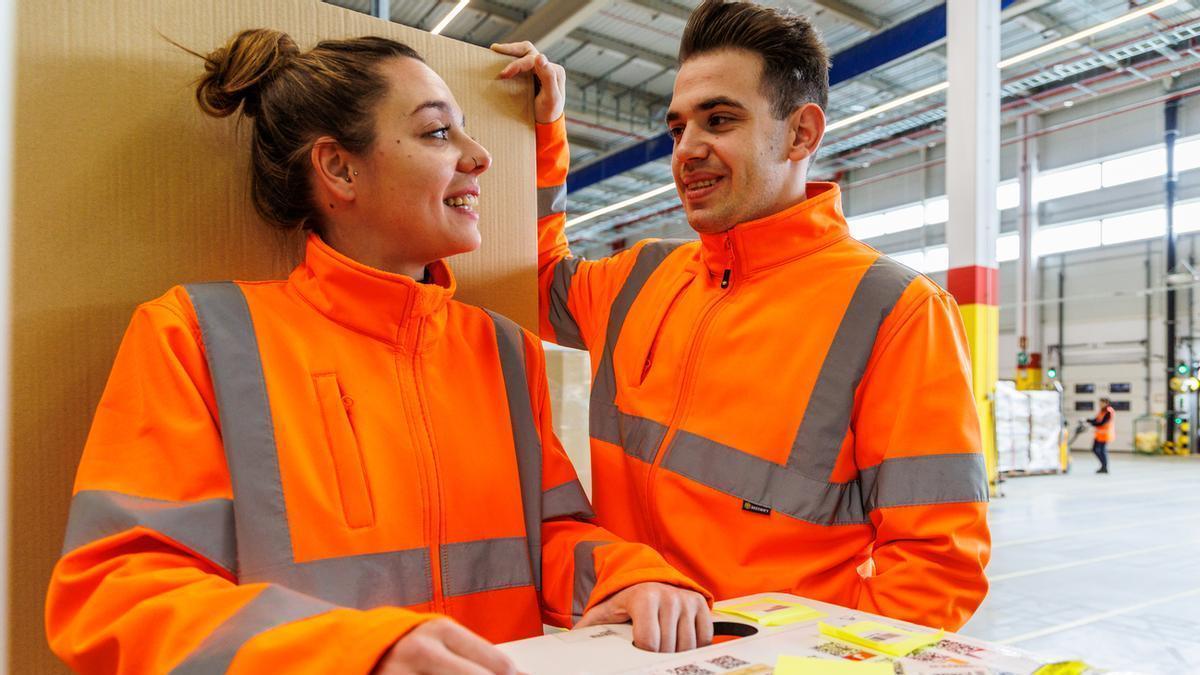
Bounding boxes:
742 500 772 515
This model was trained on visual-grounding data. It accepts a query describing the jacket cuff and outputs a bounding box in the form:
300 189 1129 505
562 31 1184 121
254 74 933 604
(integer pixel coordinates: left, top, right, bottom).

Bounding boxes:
536 116 569 188
346 608 440 674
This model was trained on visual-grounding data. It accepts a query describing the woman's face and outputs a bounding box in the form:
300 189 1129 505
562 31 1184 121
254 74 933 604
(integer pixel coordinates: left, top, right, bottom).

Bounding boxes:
345 57 492 270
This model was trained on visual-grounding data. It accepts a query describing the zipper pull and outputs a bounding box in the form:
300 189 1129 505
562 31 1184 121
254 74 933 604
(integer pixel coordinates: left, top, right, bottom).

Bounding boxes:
721 236 733 289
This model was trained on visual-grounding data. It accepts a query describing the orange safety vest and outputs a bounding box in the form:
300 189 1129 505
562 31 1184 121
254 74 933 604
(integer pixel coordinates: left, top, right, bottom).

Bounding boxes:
533 118 990 631
46 234 707 674
1094 406 1116 442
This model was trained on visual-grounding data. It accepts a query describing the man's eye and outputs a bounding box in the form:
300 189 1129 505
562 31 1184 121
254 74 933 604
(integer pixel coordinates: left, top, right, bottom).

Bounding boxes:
668 126 684 139
709 115 729 128
427 126 451 140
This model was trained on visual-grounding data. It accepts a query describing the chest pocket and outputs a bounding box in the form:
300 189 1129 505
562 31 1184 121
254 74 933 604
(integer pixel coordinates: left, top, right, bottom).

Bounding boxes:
313 373 375 529
624 273 693 388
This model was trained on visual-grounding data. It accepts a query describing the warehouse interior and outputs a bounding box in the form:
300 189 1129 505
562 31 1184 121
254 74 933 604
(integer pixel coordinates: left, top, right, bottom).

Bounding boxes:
338 1 1200 672
16 0 1200 672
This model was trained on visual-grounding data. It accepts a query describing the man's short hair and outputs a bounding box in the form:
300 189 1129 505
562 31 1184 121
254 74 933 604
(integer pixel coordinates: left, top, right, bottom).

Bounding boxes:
679 0 831 119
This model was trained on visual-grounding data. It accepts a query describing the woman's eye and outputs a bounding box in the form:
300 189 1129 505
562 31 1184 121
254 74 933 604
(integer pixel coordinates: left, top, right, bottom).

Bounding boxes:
427 126 451 140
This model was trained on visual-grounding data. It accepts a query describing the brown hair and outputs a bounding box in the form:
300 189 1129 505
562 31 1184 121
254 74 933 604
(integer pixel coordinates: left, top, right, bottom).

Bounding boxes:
679 0 830 118
187 29 423 233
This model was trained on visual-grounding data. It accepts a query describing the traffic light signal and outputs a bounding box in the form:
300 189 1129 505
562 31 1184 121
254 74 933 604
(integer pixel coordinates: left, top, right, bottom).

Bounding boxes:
1047 367 1057 379
1177 363 1191 376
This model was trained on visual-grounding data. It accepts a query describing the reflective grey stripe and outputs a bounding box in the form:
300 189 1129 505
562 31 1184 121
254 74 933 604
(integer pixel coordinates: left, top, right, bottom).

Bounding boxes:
548 257 586 350
258 548 432 608
538 184 567 218
186 282 293 572
663 430 868 525
787 257 918 479
861 453 989 512
593 412 669 464
543 479 595 520
62 490 237 574
188 282 437 608
170 585 333 675
485 310 542 592
571 540 605 620
442 537 534 597
590 240 687 453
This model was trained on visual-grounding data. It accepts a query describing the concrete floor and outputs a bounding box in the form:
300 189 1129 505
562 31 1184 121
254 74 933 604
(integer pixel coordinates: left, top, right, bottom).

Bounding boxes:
959 452 1200 674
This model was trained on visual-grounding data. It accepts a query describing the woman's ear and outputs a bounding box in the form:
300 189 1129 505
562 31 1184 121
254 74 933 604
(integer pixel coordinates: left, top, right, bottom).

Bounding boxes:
786 102 826 163
310 137 357 204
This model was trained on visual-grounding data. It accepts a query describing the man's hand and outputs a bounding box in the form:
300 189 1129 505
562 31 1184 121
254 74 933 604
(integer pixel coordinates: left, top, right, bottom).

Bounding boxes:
371 618 518 675
576 582 713 653
491 41 566 125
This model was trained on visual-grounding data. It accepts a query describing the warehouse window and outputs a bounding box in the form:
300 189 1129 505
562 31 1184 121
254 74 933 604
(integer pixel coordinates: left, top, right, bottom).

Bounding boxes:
1035 163 1101 202
1035 220 1101 256
1102 147 1164 188
1101 208 1165 246
996 232 1020 262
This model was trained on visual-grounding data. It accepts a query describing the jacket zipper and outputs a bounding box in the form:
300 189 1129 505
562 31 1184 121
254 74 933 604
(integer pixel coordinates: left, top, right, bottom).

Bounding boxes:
644 235 737 549
396 294 446 615
411 318 447 615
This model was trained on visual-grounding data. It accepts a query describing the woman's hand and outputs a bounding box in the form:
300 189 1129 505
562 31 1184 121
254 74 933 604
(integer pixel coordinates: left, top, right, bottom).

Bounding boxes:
371 618 518 675
576 582 714 653
491 41 566 125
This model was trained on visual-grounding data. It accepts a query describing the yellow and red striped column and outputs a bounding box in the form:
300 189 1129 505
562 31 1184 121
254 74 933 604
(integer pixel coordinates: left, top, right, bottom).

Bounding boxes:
948 267 1000 493
946 0 1001 493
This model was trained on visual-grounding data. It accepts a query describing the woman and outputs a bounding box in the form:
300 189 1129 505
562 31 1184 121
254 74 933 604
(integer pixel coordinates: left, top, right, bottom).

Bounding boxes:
45 30 711 674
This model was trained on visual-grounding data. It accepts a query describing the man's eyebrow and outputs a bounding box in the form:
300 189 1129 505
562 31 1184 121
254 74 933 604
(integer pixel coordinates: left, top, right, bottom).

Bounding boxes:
665 96 747 124
698 96 746 111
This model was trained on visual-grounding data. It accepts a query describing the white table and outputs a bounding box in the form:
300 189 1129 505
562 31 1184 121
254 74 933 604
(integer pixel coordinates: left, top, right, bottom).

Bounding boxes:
499 593 1120 675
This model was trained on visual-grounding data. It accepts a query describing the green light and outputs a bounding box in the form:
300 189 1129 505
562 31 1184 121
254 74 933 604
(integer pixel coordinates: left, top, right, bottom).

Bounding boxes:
1047 367 1057 379
1176 417 1185 425
1178 363 1191 376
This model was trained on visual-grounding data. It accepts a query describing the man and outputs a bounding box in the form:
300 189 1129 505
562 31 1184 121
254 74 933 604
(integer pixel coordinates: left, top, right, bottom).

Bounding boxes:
1087 397 1116 473
531 0 990 630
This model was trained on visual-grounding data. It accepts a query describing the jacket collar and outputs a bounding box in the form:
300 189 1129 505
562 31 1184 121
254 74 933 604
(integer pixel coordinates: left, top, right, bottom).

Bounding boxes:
289 233 454 350
695 182 849 279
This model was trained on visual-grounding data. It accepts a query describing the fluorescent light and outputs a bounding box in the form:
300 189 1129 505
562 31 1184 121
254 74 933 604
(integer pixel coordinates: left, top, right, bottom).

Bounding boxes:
566 183 677 228
431 0 470 35
998 0 1179 69
827 82 948 132
569 1 1180 226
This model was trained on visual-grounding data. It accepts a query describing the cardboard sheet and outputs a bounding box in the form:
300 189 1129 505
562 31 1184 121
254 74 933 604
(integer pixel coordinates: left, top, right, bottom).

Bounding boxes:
13 1 536 670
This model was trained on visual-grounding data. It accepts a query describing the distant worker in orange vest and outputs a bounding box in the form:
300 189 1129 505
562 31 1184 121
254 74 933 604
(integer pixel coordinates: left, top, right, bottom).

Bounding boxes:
1087 398 1116 473
44 30 714 675
522 0 991 631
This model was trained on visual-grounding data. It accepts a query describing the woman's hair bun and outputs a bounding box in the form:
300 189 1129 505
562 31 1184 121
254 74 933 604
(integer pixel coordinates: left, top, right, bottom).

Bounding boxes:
195 29 299 118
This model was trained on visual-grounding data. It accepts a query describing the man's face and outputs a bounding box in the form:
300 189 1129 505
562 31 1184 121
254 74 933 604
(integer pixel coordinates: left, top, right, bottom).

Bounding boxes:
667 49 794 234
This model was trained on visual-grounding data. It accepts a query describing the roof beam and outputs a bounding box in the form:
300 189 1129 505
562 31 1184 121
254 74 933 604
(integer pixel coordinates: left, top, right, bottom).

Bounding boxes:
622 0 692 21
811 0 885 32
503 0 607 50
468 0 524 24
572 28 678 69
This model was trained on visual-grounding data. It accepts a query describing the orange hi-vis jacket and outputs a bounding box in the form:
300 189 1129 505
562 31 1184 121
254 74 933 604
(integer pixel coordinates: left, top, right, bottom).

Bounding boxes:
534 118 990 631
47 233 708 674
1093 406 1116 442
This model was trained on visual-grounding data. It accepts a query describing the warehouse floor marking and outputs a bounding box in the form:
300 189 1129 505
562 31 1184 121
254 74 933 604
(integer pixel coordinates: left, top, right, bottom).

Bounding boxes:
995 586 1200 645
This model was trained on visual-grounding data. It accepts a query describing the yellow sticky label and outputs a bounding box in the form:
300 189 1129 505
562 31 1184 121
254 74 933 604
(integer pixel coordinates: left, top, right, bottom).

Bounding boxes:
774 655 893 674
1034 662 1092 675
818 620 944 658
715 598 826 626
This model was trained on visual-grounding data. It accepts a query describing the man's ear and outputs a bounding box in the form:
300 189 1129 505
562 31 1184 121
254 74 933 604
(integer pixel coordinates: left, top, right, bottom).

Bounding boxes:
786 102 826 163
310 136 357 203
